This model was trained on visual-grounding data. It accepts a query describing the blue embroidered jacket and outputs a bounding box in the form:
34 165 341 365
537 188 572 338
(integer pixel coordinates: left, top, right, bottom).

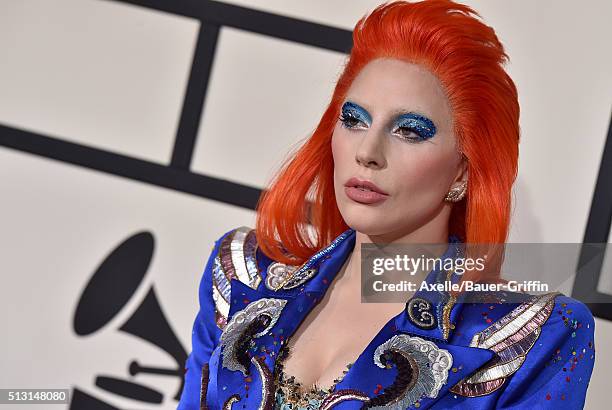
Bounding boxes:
177 226 596 409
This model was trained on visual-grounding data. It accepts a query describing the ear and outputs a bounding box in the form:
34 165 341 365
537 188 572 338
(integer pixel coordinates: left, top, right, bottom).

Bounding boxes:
453 153 469 186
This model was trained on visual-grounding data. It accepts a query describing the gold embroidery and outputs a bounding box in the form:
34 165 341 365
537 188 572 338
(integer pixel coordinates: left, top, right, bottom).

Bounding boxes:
442 294 456 340
441 266 458 339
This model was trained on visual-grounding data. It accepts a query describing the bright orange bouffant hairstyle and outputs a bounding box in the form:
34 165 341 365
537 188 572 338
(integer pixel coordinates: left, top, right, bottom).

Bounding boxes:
255 0 520 282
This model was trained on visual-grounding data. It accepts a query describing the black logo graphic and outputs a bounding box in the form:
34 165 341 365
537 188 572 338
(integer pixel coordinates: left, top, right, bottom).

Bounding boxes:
70 231 188 408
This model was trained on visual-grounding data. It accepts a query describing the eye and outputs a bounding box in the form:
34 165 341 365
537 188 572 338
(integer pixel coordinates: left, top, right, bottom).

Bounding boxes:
392 114 437 143
339 113 366 129
339 101 371 130
393 126 426 143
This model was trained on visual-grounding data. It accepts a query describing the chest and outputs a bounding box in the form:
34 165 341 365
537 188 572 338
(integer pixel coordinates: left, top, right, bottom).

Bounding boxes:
279 292 407 394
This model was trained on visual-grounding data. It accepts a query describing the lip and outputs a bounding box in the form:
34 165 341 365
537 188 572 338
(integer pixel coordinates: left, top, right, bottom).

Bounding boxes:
344 177 389 204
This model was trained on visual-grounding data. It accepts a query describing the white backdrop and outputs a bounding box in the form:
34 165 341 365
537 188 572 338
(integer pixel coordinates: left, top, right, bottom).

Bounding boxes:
0 1 610 409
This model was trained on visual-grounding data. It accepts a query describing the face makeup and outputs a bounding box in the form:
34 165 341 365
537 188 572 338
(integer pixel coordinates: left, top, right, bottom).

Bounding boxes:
339 101 372 129
339 101 438 144
392 112 437 141
331 59 462 238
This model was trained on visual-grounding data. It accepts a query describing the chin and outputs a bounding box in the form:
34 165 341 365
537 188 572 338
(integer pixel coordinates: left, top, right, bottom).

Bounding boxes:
341 208 392 236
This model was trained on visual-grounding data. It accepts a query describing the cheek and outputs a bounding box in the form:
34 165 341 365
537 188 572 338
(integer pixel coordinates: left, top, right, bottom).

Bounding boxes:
331 131 339 162
392 148 455 196
331 129 352 173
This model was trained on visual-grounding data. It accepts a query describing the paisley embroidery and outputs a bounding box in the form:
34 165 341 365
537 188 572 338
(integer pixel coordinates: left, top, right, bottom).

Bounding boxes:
219 298 287 375
364 334 453 409
406 297 437 329
265 228 354 291
265 262 299 291
212 226 263 330
450 292 559 397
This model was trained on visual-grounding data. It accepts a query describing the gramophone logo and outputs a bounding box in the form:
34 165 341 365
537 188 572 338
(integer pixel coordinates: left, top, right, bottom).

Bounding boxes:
69 232 187 409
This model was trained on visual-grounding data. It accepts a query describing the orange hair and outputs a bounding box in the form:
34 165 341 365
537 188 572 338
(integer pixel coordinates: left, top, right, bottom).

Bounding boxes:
255 0 520 283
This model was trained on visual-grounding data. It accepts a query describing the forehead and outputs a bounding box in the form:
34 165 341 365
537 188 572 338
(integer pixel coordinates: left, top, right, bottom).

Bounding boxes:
346 58 452 125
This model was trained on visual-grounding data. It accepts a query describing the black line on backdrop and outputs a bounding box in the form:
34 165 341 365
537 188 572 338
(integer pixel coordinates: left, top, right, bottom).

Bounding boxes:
572 111 612 319
171 23 220 169
107 0 353 53
0 124 262 210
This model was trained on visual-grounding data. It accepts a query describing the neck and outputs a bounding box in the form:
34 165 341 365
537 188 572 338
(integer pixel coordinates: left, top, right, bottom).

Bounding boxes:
344 225 451 282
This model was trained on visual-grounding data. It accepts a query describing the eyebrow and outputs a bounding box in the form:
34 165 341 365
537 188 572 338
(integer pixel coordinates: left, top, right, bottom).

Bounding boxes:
344 100 434 123
389 108 435 122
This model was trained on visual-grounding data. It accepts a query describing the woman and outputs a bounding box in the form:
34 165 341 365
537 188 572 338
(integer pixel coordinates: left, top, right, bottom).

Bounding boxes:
178 1 596 409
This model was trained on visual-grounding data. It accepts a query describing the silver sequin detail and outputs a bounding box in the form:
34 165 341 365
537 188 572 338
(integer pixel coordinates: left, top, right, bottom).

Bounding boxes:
471 292 557 349
450 292 559 397
371 334 453 410
220 298 287 375
230 227 261 289
212 227 263 329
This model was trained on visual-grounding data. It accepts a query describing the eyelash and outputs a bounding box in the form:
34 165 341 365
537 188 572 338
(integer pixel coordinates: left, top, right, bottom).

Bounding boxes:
338 113 426 143
338 113 363 128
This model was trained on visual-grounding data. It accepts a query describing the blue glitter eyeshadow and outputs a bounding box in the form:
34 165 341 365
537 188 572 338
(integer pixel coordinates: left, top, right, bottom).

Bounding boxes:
341 101 372 126
395 113 437 140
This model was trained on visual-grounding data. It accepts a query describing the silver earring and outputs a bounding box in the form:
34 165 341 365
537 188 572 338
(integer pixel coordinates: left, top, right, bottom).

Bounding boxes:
444 181 467 202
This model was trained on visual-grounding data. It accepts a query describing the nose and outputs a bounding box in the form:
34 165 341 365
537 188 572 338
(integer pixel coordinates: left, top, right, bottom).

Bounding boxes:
355 129 386 169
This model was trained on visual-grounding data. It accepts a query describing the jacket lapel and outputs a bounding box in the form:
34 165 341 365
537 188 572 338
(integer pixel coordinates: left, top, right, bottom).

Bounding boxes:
211 228 497 409
212 229 357 409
